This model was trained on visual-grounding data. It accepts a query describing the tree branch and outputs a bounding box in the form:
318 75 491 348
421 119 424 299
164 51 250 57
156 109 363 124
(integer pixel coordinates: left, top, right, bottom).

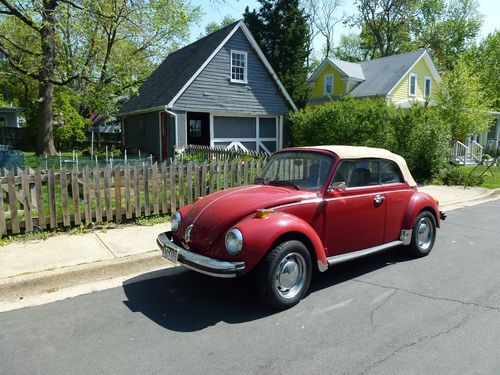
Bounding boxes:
0 0 40 31
0 45 40 80
0 34 41 56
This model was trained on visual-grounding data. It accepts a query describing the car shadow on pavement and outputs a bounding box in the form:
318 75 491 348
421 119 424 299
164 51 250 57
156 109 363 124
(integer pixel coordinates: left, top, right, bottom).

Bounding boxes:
122 248 414 332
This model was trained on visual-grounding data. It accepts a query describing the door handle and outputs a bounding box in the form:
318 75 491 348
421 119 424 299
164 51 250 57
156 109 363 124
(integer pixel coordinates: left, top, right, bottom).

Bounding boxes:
374 195 385 204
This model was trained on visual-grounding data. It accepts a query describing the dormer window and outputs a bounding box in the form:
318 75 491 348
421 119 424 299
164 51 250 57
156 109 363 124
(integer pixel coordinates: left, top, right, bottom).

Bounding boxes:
424 76 432 97
231 50 247 83
324 74 333 95
409 73 417 96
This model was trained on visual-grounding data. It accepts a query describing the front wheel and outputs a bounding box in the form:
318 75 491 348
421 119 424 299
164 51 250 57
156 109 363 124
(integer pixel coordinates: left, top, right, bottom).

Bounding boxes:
408 211 436 257
256 240 312 310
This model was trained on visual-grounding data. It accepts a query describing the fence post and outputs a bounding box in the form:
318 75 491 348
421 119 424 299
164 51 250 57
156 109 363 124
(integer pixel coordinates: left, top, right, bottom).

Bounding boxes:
186 161 193 204
152 162 159 215
35 169 46 229
114 165 122 221
93 166 102 223
201 162 207 196
71 168 81 226
60 169 70 227
169 162 176 213
0 184 6 236
143 164 150 217
83 167 92 225
134 164 141 218
104 166 112 222
161 162 168 214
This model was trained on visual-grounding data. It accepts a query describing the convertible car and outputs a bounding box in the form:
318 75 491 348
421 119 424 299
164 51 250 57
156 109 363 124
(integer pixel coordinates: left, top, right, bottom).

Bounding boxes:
157 146 445 309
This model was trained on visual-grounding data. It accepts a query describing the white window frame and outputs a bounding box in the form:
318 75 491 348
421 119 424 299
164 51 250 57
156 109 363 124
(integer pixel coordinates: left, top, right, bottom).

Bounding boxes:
230 50 248 83
424 76 432 97
324 74 334 95
408 73 417 97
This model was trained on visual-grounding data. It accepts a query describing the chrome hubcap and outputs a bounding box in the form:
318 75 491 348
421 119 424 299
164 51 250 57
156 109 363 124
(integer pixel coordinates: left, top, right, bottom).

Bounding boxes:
417 217 434 250
275 252 306 299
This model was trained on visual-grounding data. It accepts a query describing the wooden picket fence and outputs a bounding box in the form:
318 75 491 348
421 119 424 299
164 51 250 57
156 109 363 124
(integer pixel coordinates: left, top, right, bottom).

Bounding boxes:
0 159 266 236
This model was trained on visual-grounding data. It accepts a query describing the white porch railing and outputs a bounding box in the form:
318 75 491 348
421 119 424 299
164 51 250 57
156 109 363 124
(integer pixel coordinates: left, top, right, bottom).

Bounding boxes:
470 141 483 163
450 141 483 165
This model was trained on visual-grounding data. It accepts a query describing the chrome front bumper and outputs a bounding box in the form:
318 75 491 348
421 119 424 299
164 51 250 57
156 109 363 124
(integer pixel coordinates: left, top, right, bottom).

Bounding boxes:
156 231 246 278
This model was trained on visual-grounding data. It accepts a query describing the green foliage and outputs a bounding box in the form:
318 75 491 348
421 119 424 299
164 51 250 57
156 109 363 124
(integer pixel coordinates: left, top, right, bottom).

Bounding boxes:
351 0 482 67
433 165 484 187
53 92 91 151
204 16 236 35
244 0 311 108
290 97 451 180
464 31 500 111
435 58 493 142
331 33 367 62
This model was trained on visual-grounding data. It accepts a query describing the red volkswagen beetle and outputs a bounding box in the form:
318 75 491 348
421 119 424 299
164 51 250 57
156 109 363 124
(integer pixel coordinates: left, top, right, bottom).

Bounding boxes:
157 146 445 309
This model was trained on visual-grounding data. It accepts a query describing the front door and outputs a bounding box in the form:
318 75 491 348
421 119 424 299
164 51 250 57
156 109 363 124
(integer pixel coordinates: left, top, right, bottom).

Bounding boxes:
187 112 210 146
324 159 386 256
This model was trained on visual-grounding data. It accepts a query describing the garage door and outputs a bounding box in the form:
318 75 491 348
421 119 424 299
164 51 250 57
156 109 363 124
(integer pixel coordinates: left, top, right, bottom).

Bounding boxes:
212 116 278 153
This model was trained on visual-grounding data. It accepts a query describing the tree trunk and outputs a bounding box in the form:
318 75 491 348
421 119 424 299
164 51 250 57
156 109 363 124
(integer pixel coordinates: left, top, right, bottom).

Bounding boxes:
36 0 58 155
36 81 56 155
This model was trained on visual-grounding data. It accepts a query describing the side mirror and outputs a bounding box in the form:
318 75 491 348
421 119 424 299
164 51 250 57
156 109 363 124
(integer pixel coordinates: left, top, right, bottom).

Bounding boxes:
328 181 347 193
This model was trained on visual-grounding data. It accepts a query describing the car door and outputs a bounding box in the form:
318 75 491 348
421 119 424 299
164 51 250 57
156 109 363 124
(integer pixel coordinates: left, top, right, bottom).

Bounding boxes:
324 159 386 256
379 159 415 243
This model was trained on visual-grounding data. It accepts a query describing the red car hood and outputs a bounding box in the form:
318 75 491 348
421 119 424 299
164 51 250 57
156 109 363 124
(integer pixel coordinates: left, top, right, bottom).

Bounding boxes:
178 185 317 254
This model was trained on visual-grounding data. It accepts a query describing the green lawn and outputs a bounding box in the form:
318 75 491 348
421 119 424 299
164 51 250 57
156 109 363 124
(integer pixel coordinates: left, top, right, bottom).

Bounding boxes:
461 164 500 189
24 151 80 170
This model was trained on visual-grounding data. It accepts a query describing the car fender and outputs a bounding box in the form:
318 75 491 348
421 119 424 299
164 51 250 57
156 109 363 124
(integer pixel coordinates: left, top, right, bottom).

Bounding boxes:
402 192 440 230
234 212 328 272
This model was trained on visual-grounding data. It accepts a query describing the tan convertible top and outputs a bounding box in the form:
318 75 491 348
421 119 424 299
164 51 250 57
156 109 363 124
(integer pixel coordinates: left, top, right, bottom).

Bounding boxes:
303 145 417 187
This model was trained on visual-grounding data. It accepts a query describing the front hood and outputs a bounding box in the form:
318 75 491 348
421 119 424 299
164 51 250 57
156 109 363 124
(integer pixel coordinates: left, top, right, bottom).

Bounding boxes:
178 185 317 254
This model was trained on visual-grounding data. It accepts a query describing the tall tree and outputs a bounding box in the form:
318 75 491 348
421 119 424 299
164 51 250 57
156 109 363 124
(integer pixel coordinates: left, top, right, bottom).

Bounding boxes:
465 32 500 111
353 0 418 58
413 0 482 70
244 0 310 108
435 58 492 142
303 0 345 59
0 0 200 154
332 33 368 62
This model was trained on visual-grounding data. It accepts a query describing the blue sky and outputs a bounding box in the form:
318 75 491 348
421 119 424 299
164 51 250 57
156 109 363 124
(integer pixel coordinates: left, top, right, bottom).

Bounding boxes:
189 0 499 55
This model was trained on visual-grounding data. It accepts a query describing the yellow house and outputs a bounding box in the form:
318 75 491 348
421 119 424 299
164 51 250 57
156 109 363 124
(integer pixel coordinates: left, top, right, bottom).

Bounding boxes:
308 49 441 108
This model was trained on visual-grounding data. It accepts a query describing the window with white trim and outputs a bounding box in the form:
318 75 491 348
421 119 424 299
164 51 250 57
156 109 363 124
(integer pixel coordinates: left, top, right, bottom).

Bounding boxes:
424 76 432 97
409 73 417 96
230 50 247 83
324 74 333 95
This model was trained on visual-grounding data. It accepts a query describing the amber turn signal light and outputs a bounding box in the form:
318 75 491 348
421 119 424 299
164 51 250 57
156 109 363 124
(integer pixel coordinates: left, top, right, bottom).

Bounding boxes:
256 209 274 218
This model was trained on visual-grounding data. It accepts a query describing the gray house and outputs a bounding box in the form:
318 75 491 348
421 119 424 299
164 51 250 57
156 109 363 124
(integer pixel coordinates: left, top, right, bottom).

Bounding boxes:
119 20 296 160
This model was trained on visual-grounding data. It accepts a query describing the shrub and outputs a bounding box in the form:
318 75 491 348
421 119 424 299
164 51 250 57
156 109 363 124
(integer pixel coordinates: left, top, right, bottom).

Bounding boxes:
290 98 451 181
434 165 484 187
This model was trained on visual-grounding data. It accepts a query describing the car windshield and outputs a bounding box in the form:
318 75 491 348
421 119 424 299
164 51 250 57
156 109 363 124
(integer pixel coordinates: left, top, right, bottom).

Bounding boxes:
256 151 334 190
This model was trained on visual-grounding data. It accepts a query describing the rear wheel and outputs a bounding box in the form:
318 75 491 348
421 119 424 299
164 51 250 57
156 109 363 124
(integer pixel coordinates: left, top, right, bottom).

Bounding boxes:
408 211 436 257
256 240 312 310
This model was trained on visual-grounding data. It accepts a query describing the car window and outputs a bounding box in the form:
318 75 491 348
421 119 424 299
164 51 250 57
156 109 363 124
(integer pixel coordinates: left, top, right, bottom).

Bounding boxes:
380 159 403 184
331 159 380 188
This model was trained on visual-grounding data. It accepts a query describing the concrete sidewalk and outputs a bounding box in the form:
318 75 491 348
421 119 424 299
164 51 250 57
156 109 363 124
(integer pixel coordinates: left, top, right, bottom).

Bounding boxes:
0 185 498 310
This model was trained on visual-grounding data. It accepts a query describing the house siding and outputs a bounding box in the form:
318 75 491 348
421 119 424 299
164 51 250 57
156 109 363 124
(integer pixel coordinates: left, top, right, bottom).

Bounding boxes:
173 110 187 147
123 111 160 159
173 29 289 115
310 63 347 100
390 58 438 102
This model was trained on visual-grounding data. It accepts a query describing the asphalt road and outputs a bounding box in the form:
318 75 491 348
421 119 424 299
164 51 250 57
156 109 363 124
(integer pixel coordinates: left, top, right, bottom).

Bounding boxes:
1 200 500 375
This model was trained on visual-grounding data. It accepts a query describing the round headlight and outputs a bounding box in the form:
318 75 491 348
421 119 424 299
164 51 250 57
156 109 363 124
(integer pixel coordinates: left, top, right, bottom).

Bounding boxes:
225 229 243 255
171 212 181 232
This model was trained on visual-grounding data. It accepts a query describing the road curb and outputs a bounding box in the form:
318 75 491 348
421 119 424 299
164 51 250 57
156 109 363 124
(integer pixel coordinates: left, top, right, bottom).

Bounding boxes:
440 188 500 211
0 251 170 301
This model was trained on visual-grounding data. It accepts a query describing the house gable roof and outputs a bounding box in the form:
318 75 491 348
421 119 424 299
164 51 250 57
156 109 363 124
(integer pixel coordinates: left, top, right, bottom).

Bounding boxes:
308 49 441 99
350 49 440 98
119 20 296 115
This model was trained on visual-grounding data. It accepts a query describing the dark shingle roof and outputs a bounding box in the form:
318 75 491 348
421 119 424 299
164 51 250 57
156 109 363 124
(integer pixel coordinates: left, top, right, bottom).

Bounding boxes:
349 49 425 98
119 22 239 115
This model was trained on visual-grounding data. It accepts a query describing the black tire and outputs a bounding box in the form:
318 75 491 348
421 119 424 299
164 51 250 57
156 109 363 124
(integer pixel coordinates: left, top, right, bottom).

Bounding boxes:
408 211 437 257
256 240 312 310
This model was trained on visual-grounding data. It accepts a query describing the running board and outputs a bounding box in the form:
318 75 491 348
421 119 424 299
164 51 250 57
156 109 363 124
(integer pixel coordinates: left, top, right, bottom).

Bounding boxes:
326 240 403 266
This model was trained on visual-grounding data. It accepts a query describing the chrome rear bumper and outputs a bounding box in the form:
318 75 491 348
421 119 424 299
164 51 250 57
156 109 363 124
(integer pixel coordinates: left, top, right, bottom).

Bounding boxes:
156 231 246 278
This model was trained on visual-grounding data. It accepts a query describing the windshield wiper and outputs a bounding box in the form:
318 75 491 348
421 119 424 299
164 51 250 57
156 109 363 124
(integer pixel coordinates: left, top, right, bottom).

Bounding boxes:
267 179 300 190
254 177 269 185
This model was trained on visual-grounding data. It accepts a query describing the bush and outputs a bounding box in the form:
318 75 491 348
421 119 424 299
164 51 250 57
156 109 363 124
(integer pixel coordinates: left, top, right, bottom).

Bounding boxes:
434 165 484 187
290 97 451 181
